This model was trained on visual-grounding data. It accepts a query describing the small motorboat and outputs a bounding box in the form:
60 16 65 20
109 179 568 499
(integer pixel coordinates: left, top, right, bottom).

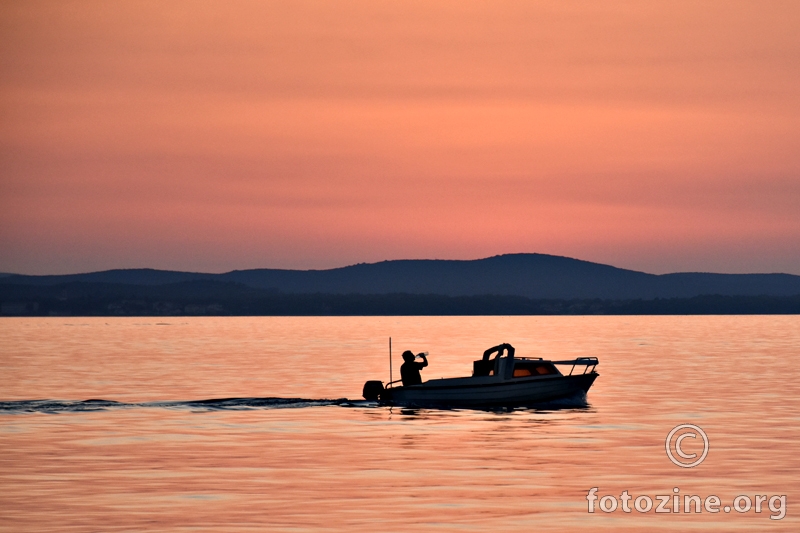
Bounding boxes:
362 343 598 408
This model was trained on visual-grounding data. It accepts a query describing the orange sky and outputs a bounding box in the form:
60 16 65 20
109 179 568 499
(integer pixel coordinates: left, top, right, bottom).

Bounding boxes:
1 1 799 275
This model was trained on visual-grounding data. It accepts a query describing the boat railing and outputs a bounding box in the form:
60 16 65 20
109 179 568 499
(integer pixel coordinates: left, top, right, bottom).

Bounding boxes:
385 356 598 388
551 357 599 375
385 379 403 389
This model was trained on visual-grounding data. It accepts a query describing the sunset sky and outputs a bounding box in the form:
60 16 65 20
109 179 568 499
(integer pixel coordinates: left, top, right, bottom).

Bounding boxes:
1 1 799 275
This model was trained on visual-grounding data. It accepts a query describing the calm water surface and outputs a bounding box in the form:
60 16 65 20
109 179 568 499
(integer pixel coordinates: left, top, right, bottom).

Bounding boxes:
1 316 798 532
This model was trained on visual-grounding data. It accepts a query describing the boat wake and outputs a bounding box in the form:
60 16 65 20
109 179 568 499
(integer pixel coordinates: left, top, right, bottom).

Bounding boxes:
0 397 370 414
0 392 590 414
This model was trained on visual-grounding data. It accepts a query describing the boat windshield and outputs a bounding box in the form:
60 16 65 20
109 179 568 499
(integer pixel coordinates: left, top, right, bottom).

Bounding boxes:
512 363 557 377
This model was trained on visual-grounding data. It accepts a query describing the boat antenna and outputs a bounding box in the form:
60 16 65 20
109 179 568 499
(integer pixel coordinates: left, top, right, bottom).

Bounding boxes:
389 337 392 386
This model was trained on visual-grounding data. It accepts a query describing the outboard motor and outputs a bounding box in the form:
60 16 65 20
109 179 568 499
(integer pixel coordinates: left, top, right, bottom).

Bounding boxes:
362 380 384 401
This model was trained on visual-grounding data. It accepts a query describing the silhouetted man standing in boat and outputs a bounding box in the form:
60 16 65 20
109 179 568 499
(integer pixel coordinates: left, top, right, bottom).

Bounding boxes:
400 350 428 386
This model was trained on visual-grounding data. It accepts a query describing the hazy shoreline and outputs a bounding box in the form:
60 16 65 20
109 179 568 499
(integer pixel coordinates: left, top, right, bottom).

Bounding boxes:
2 282 799 316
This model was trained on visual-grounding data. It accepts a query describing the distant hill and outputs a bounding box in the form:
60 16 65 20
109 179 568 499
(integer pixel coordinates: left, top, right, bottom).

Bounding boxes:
2 253 800 299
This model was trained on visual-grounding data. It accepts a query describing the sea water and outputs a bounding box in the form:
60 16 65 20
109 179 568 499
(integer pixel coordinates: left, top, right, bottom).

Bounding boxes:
1 316 798 532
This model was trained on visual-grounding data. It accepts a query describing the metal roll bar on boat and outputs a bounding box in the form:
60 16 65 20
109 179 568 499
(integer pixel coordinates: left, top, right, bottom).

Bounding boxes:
550 357 599 375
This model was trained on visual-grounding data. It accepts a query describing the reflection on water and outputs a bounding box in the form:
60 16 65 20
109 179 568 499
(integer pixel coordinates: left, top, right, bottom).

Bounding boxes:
1 316 798 531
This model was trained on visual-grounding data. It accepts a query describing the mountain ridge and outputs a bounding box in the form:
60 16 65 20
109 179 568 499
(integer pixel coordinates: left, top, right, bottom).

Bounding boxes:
3 253 800 300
